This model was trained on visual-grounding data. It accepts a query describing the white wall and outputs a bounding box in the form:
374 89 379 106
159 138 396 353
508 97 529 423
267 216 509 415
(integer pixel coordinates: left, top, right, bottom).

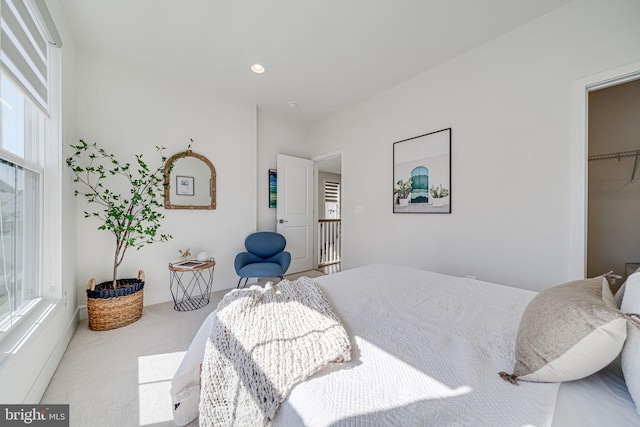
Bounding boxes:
307 0 640 291
256 109 309 232
74 54 257 306
587 78 640 283
0 0 80 403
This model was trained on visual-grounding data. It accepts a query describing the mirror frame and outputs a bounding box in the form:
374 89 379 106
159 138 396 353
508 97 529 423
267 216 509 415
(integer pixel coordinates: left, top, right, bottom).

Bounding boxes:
164 150 216 210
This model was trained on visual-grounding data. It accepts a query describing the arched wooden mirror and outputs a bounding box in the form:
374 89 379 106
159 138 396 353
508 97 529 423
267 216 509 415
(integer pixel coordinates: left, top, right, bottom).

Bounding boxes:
164 150 216 209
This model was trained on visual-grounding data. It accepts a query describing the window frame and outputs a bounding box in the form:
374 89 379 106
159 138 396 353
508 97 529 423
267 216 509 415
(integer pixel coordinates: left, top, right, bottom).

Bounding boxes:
0 37 62 339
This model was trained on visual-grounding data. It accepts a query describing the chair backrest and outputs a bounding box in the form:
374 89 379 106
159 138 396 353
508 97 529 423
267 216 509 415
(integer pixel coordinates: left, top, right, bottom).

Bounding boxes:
245 232 287 259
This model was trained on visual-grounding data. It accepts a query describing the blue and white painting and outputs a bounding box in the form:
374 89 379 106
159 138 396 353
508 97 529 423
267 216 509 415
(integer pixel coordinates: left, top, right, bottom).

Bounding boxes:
393 128 451 214
410 166 429 203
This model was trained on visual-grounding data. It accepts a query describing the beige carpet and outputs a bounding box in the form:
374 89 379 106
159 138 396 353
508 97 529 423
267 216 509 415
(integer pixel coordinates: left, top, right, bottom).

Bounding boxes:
41 270 325 427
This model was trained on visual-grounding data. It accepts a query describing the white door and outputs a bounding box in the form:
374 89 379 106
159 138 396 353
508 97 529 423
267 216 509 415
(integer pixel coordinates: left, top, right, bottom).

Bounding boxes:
277 154 314 274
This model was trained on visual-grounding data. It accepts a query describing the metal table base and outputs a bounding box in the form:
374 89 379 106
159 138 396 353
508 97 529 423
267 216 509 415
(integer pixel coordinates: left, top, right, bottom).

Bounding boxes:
169 259 215 311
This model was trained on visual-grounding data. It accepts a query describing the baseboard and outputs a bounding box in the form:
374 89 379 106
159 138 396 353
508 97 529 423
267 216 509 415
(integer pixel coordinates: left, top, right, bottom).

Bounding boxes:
143 290 172 307
79 291 173 317
144 281 237 307
26 305 80 403
79 281 239 315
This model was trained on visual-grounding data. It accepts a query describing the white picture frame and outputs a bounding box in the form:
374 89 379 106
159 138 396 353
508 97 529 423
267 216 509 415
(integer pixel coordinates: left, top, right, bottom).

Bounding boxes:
176 175 194 196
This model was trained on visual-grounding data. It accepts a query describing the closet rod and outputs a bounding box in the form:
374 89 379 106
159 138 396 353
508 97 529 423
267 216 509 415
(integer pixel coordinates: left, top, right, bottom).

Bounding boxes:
588 149 640 161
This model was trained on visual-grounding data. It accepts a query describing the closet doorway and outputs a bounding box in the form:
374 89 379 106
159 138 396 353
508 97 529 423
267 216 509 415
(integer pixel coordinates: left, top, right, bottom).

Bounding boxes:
587 78 640 291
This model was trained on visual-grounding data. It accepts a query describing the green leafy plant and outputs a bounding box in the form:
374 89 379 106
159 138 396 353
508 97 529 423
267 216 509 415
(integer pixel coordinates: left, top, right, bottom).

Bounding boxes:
429 184 449 199
394 178 412 200
66 139 173 287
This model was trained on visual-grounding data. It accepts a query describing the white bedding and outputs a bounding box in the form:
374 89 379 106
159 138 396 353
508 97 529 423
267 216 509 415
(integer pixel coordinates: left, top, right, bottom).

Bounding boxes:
274 264 557 426
172 264 639 426
553 361 639 426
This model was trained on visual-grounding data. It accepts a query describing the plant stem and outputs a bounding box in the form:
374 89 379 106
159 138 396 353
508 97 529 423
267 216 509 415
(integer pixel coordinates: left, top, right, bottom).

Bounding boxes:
112 248 118 288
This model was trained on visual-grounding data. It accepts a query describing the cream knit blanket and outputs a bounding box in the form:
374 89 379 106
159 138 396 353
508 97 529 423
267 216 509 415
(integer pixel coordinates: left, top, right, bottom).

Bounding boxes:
199 277 351 427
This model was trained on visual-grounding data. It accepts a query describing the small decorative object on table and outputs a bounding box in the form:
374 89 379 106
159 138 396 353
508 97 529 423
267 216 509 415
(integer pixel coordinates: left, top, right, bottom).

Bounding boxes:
179 248 191 261
172 260 206 269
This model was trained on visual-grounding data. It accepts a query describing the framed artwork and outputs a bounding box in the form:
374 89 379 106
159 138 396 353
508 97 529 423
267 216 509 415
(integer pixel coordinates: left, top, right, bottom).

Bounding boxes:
176 175 194 196
269 169 277 208
393 128 451 214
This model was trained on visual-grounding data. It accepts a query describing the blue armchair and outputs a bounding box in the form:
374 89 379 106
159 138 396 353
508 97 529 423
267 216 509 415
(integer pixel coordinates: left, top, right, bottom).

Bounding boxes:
234 232 291 288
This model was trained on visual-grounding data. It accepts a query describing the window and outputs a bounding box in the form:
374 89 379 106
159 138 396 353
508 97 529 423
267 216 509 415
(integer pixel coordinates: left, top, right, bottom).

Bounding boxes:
0 74 44 330
0 0 62 333
324 180 340 219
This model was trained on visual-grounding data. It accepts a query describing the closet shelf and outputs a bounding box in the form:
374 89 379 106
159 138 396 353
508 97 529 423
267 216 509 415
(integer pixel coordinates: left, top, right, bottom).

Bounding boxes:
588 149 640 161
588 149 640 183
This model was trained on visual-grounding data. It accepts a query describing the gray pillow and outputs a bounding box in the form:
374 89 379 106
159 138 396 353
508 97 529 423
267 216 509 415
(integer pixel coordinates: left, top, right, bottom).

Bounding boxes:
500 277 627 384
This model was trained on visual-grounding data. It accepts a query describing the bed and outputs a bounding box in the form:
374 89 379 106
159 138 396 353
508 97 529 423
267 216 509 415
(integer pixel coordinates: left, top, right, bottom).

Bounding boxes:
171 264 640 426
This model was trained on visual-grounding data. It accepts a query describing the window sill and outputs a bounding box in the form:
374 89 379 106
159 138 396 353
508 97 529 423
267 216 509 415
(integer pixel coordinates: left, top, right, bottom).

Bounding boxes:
0 298 62 368
0 298 43 333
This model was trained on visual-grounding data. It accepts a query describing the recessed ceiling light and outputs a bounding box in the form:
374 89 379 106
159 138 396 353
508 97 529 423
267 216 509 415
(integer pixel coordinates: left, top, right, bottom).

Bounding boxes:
251 64 265 74
288 101 298 109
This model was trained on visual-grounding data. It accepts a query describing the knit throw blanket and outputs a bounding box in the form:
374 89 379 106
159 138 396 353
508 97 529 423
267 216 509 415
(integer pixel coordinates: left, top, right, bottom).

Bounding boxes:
199 277 351 427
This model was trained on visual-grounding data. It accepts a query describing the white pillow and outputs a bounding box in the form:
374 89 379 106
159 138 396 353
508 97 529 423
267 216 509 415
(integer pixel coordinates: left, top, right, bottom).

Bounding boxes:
621 271 640 415
616 282 626 308
616 267 640 308
500 277 627 384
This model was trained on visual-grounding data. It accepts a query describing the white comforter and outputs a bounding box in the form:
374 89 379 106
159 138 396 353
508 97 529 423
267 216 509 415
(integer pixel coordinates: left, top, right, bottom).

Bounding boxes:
172 264 560 426
273 264 559 426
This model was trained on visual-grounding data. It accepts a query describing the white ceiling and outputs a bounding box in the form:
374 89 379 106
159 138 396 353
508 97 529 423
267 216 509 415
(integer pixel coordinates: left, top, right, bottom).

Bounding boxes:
60 0 571 123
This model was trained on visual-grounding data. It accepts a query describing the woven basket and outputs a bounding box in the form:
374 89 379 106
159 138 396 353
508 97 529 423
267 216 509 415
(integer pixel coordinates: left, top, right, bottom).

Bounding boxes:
86 270 145 331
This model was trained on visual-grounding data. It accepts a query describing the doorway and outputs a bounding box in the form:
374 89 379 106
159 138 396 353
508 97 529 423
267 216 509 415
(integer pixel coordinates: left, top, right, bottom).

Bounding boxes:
571 61 640 280
315 154 342 274
275 153 343 276
586 79 640 290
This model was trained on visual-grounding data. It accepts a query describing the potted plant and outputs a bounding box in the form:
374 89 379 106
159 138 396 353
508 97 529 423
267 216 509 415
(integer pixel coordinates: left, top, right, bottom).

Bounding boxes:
67 139 173 330
429 184 449 207
394 178 412 207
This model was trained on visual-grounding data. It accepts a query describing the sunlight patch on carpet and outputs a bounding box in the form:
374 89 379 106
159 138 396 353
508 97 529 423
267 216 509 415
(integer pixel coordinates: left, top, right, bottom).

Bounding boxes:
138 351 185 425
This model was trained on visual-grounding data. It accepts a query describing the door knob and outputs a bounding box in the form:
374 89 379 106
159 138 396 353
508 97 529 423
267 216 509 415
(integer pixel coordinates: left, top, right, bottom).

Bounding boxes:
278 219 289 223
